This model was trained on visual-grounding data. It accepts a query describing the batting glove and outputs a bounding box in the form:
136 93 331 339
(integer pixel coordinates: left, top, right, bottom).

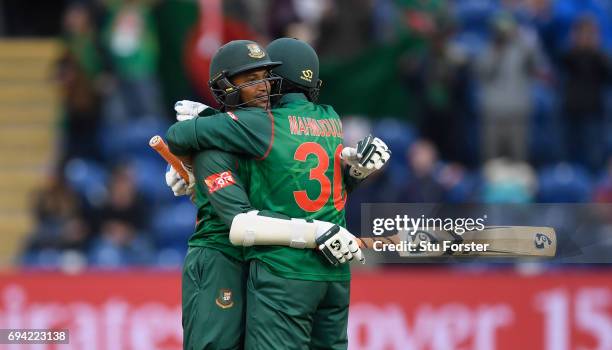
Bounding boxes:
315 221 365 266
174 100 211 121
165 163 195 196
341 135 391 180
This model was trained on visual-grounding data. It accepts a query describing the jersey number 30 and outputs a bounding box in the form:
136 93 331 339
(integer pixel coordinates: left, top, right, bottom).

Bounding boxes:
293 142 346 212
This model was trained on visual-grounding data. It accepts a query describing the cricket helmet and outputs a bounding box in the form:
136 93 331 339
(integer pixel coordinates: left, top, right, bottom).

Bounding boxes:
266 38 322 102
208 40 281 109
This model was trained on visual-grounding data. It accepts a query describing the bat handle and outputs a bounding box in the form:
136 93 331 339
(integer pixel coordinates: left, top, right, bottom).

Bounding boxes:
149 135 190 182
357 238 366 249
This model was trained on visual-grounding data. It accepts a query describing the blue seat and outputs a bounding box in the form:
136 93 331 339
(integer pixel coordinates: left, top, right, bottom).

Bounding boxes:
156 247 187 268
21 249 61 269
446 170 480 203
64 158 109 205
372 118 416 186
454 0 499 33
98 118 171 160
530 83 563 164
129 156 175 204
537 163 593 202
151 200 197 248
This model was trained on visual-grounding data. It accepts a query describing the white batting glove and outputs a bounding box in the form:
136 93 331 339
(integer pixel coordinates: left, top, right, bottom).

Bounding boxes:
315 221 365 266
174 100 210 121
165 164 195 196
341 135 391 180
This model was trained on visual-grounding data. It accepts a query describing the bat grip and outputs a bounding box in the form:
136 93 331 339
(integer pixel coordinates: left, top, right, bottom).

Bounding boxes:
357 238 366 249
149 135 190 182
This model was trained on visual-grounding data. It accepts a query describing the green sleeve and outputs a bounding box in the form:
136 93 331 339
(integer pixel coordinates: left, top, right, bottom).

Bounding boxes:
199 107 220 117
193 150 291 227
166 109 273 159
192 150 254 227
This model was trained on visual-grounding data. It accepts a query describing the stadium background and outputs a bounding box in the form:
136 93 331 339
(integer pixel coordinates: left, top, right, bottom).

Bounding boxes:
0 0 611 349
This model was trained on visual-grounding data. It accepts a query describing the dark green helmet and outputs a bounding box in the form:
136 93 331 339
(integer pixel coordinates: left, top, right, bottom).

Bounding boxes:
208 40 281 109
266 38 322 101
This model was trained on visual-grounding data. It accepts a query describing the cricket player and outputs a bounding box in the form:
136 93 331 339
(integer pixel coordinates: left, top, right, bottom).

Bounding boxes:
175 40 281 350
166 38 390 349
170 39 385 349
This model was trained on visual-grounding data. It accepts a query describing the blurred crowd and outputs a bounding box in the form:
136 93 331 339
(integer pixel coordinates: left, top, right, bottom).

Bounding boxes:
17 0 612 269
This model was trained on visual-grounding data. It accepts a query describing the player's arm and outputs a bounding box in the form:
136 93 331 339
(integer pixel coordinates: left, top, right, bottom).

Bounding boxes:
166 108 272 159
192 150 252 227
229 211 364 265
192 150 364 265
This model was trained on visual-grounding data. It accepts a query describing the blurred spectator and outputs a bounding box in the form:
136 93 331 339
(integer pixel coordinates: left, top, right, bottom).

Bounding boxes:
476 13 540 163
56 3 104 164
397 139 447 202
93 164 148 233
32 175 80 227
559 15 610 172
396 0 446 38
267 0 328 45
89 219 154 267
524 0 563 63
22 175 90 266
371 0 401 43
316 0 372 58
437 162 476 203
342 116 373 147
88 163 153 267
481 158 537 203
403 14 471 163
101 0 163 120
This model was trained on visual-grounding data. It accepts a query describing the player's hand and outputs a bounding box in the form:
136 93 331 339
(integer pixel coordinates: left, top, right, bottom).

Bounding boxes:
315 221 365 266
165 163 195 196
174 100 211 121
341 135 391 180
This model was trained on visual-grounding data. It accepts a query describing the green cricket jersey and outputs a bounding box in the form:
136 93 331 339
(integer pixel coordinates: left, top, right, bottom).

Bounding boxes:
167 93 352 281
189 150 250 261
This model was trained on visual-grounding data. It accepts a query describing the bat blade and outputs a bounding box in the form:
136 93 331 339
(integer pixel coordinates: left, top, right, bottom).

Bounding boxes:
458 226 556 256
359 226 556 257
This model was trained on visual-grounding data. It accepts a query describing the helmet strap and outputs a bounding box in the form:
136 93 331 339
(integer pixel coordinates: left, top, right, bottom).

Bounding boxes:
209 71 242 108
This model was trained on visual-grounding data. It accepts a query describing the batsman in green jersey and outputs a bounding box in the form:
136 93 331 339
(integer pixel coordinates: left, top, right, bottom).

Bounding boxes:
167 38 391 349
172 40 281 350
168 39 386 349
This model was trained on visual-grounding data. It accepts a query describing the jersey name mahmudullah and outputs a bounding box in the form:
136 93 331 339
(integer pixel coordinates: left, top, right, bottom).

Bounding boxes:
288 115 343 138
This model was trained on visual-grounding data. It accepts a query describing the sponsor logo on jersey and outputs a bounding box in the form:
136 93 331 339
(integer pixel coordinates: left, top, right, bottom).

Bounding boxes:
300 69 313 82
204 171 236 193
215 289 234 309
246 43 265 59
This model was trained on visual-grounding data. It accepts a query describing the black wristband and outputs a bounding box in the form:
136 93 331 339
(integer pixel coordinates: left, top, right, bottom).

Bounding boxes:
315 224 340 246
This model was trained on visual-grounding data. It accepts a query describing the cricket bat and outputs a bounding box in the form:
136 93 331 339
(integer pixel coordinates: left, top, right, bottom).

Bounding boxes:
358 226 556 257
149 137 555 257
149 135 190 181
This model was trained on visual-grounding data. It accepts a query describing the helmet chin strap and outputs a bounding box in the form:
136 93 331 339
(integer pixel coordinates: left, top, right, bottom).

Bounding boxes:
211 73 242 107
